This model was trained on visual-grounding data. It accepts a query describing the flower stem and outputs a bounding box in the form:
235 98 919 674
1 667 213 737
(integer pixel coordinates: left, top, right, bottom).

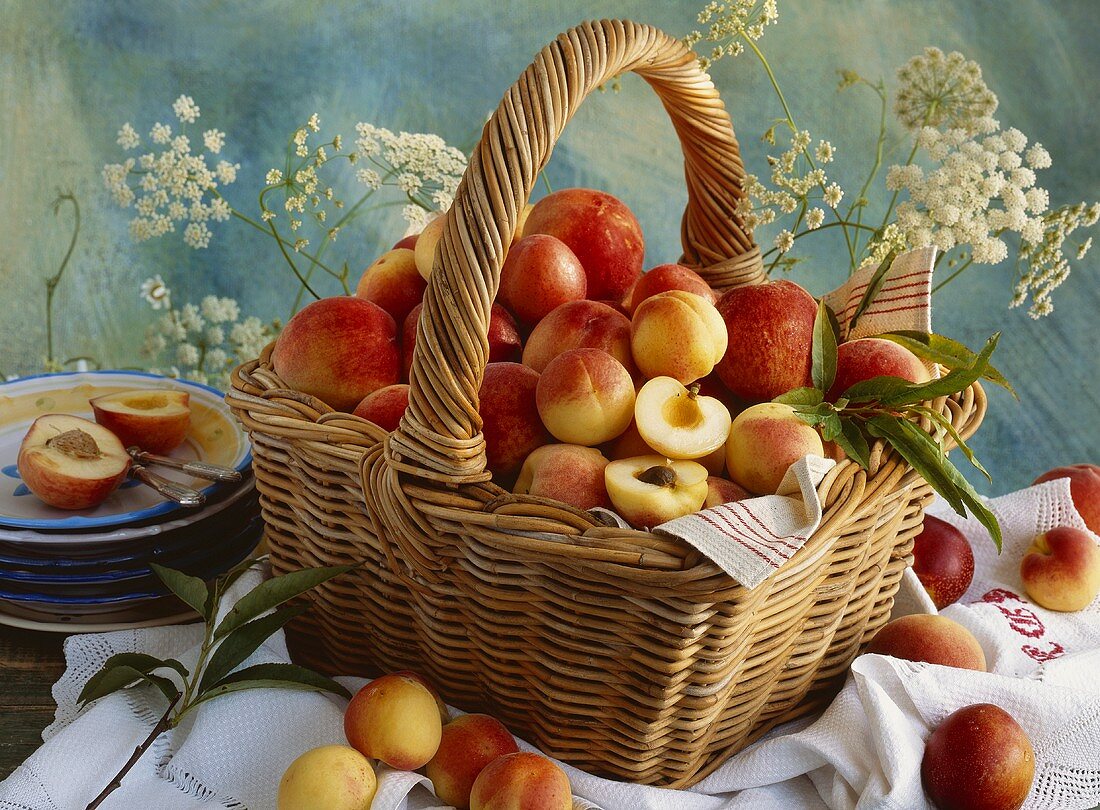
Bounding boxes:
85 697 177 810
761 220 879 259
228 210 320 301
850 80 888 259
932 257 975 293
45 193 80 366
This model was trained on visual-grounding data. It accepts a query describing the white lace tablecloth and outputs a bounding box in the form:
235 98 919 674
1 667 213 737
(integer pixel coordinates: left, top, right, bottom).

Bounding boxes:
2 479 1099 810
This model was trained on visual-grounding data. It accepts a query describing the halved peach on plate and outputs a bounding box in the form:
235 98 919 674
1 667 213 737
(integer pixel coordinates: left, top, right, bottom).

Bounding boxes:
91 389 190 453
17 414 131 510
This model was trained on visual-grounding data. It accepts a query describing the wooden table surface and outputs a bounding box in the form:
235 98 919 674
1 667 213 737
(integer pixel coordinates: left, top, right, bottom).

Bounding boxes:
0 628 66 780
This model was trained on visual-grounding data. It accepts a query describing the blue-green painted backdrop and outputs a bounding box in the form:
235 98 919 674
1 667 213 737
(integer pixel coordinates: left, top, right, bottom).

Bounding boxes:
1 0 1097 494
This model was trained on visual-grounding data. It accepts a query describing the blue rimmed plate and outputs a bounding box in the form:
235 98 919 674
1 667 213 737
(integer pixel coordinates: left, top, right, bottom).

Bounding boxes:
0 371 251 530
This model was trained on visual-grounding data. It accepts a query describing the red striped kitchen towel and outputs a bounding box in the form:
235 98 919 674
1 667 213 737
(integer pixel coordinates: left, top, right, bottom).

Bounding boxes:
651 246 937 589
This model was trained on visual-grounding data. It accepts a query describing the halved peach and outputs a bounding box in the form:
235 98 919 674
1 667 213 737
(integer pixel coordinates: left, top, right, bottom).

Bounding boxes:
604 455 709 528
17 414 131 510
91 389 191 453
635 377 732 460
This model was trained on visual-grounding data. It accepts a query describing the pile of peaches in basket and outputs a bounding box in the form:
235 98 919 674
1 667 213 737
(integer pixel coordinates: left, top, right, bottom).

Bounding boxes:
274 186 934 527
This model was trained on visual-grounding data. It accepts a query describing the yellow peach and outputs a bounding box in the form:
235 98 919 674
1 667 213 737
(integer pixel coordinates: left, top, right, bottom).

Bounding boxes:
725 403 824 495
277 745 377 810
631 291 727 384
343 673 443 769
604 455 709 529
535 349 634 446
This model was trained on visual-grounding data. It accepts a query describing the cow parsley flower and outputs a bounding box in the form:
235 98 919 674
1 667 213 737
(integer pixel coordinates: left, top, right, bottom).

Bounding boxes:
203 129 225 154
172 95 201 124
117 123 140 150
685 0 779 67
894 47 998 132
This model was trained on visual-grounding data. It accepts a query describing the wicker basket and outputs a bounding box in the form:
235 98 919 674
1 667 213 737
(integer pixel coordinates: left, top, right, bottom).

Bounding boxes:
228 19 986 787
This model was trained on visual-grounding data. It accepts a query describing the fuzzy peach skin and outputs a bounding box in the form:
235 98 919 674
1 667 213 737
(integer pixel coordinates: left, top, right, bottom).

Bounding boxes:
715 280 817 402
479 363 551 477
625 263 716 314
827 337 930 402
344 674 443 770
1033 464 1100 536
705 476 752 508
922 704 1034 810
631 291 728 384
393 233 419 251
389 670 450 722
536 349 634 446
17 414 131 510
403 303 521 378
413 214 447 280
866 614 987 671
725 403 825 495
277 745 377 810
355 248 427 328
522 300 635 375
271 296 400 412
514 444 611 510
498 234 587 327
425 714 520 810
1020 526 1100 612
352 384 410 432
90 389 190 454
912 515 975 609
522 187 644 301
469 751 572 810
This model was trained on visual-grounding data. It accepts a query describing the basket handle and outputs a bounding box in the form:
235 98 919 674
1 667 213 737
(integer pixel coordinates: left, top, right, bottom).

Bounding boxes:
389 19 763 484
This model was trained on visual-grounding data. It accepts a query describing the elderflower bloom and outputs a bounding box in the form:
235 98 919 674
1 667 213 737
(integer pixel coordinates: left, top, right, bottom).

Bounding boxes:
894 47 998 132
139 275 171 309
203 129 225 154
117 123 140 150
172 94 201 124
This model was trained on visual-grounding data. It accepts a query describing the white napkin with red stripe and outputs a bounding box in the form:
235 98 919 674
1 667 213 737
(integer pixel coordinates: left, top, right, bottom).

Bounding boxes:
637 246 937 590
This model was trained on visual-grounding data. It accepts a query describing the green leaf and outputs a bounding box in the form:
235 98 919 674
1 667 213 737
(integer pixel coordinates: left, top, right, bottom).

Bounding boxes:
199 604 308 693
812 300 839 393
774 387 824 408
187 663 350 714
78 653 188 707
214 565 354 641
867 415 1001 550
875 333 1000 408
78 664 180 707
848 248 897 333
840 374 915 403
819 412 843 442
835 418 871 468
879 331 1015 396
150 563 211 620
912 405 992 482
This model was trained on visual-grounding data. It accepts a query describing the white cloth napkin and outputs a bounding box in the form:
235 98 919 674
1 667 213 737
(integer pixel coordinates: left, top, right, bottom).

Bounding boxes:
3 478 1100 809
821 246 935 341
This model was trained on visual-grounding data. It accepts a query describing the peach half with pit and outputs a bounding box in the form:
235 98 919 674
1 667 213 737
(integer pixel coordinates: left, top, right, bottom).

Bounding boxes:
90 389 190 454
604 455 709 529
18 414 132 510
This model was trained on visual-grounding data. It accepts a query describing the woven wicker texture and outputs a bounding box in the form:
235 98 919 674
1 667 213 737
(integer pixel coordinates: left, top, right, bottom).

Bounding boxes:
228 19 986 787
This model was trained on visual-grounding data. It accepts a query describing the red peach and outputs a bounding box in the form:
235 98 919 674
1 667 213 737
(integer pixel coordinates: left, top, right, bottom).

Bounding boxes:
912 515 975 609
394 233 418 250
498 235 587 327
344 673 443 770
90 389 190 454
425 715 520 810
355 248 427 328
469 751 572 810
1020 526 1100 612
715 280 817 402
704 476 752 508
1033 464 1100 536
352 384 410 432
536 349 634 446
828 337 930 402
17 415 131 510
866 614 986 671
271 297 400 412
479 363 551 477
514 444 611 511
922 703 1034 810
522 300 634 375
626 263 716 314
523 188 644 301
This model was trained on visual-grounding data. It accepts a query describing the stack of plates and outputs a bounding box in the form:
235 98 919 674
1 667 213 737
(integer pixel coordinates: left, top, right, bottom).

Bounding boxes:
0 371 258 632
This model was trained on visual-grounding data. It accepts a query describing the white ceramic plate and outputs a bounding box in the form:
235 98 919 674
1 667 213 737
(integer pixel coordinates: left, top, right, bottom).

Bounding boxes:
0 371 250 530
0 606 199 633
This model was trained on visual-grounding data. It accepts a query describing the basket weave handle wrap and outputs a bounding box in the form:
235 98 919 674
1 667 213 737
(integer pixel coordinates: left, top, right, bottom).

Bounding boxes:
389 19 763 484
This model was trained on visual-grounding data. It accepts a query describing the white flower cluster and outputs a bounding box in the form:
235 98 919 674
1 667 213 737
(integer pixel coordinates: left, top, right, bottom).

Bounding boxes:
139 275 171 310
685 0 779 67
736 129 838 252
889 121 1049 261
142 293 279 389
1012 203 1100 317
895 47 998 133
103 96 238 249
353 123 467 227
